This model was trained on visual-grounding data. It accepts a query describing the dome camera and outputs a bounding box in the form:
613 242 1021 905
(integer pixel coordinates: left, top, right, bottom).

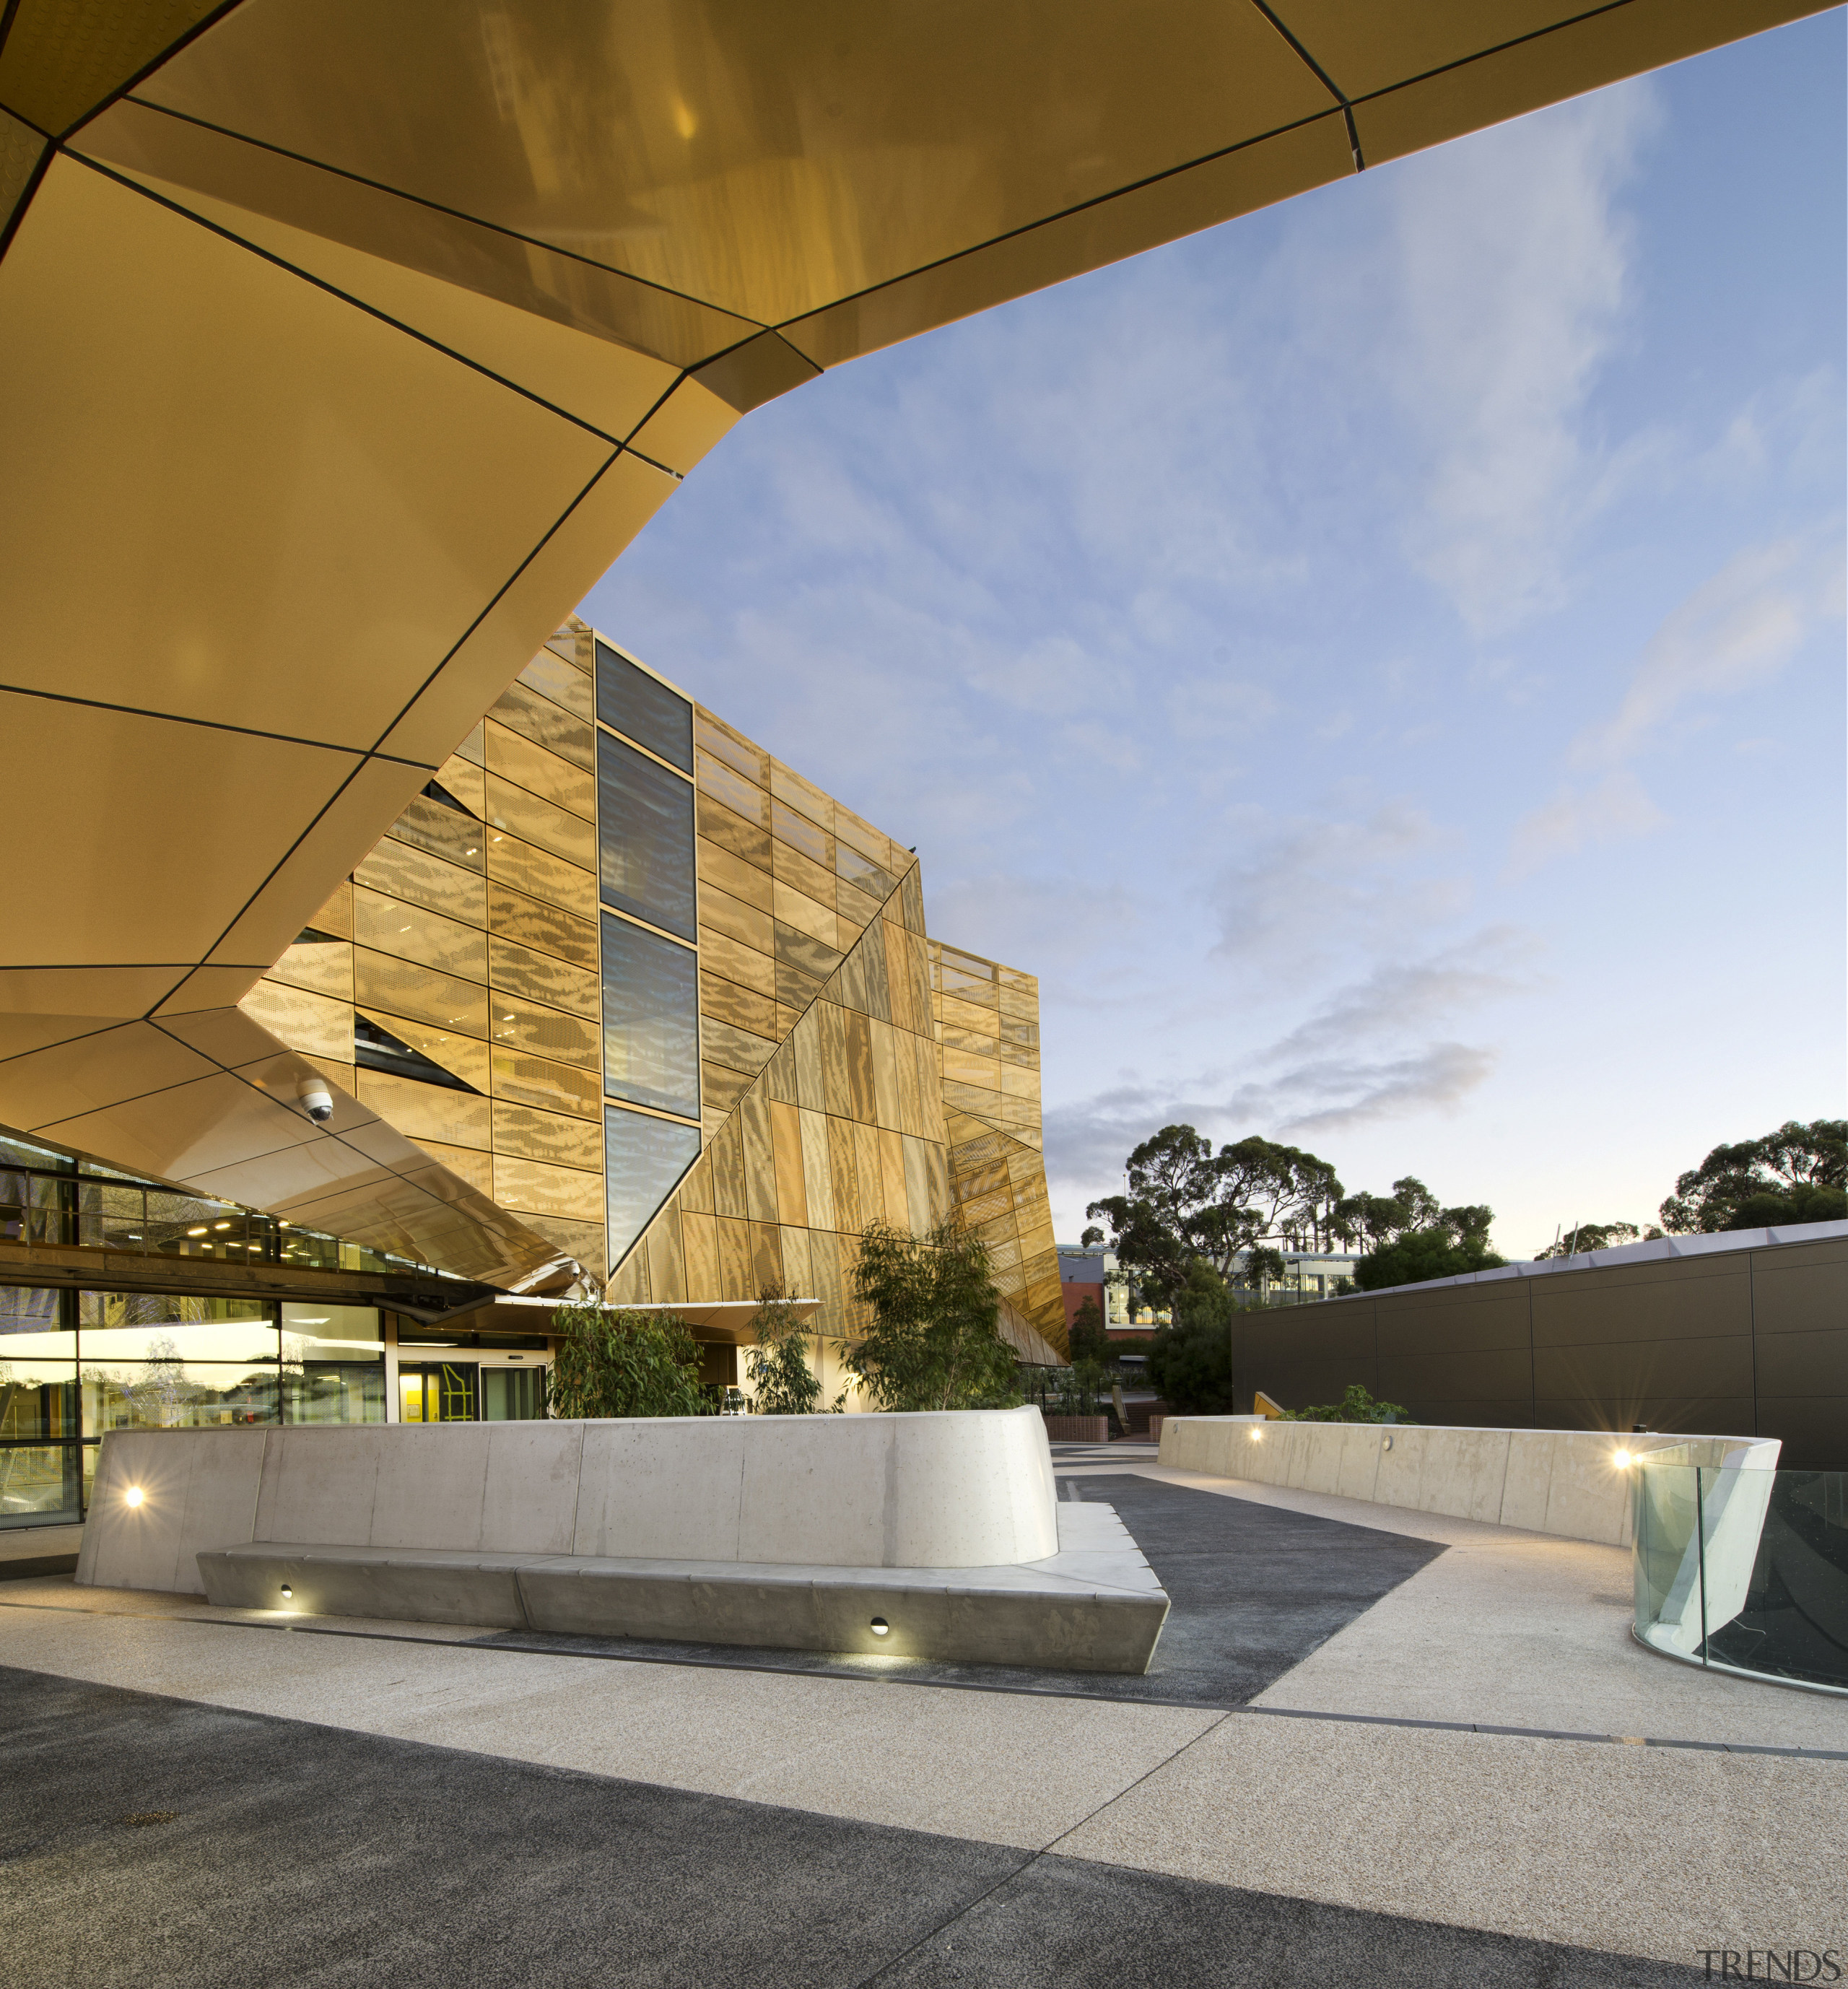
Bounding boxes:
296 1076 334 1123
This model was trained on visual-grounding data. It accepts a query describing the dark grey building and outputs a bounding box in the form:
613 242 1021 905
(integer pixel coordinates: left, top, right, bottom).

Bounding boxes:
1231 1223 1847 1469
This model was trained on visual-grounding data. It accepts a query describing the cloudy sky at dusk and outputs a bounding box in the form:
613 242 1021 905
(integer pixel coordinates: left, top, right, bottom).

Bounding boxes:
583 13 1847 1261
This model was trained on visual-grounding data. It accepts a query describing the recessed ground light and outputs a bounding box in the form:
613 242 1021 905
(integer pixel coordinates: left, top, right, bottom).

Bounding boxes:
869 1617 889 1636
280 1584 292 1599
124 1486 143 1507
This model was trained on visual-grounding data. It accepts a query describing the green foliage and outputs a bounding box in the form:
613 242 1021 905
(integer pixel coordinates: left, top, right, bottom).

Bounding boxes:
744 1288 844 1414
1281 1383 1408 1424
1354 1227 1507 1291
1067 1294 1110 1367
547 1303 710 1419
1063 1293 1111 1415
1085 1125 1346 1305
847 1220 1020 1412
1534 1220 1662 1259
1242 1245 1288 1292
1660 1120 1848 1233
1144 1259 1235 1412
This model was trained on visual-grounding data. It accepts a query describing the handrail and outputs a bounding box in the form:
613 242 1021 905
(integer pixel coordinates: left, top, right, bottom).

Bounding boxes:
1633 1458 1848 1696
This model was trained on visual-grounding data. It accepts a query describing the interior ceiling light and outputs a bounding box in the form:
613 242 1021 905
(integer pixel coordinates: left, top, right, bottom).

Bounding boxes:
186 1226 207 1237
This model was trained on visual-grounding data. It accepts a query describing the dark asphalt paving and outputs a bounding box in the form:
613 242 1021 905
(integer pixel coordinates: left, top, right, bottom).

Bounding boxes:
477 1475 1447 1708
0 1666 1707 1989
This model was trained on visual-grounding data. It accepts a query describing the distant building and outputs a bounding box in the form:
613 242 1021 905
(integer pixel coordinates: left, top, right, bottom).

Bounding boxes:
1056 1242 1128 1336
1233 1250 1363 1302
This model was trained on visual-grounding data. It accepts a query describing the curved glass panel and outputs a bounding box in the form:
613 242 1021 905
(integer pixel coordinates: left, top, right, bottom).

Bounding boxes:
1634 1462 1848 1694
601 913 699 1119
598 730 694 939
605 1106 701 1269
597 640 692 772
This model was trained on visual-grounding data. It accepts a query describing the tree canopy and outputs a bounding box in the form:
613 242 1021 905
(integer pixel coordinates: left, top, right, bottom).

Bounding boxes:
1086 1125 1502 1307
847 1219 1020 1411
1660 1119 1847 1233
1352 1226 1506 1291
1084 1126 1348 1305
744 1287 843 1414
1143 1260 1236 1411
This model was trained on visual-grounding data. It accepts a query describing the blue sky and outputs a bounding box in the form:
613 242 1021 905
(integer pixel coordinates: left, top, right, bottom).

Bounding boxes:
583 15 1847 1261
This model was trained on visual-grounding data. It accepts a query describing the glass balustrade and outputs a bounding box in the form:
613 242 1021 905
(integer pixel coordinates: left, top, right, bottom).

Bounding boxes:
1634 1459 1848 1694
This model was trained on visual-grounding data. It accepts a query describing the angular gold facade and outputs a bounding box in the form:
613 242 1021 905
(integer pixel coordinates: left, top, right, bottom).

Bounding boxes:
237 617 1066 1364
931 946 1065 1345
1 1 1816 1272
240 635 609 1284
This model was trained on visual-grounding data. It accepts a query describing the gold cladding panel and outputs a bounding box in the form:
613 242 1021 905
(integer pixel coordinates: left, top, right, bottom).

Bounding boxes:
352 949 488 1040
352 887 487 983
386 796 486 873
489 1000 599 1071
486 881 598 969
485 772 597 871
354 837 487 928
357 1069 490 1151
134 0 1332 323
486 835 597 925
488 938 598 1019
237 978 351 1066
266 939 353 1002
518 648 594 724
485 723 595 821
0 689 365 970
492 1100 602 1172
492 1154 603 1224
490 1046 600 1121
0 160 613 749
490 678 594 772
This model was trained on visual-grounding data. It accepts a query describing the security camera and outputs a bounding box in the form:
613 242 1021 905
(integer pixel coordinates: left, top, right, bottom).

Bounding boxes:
296 1076 334 1123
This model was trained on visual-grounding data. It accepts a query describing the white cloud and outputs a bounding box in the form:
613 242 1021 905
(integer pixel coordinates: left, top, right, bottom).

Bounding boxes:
1506 767 1668 878
1207 801 1468 986
1509 526 1844 875
1380 82 1660 635
1262 926 1540 1063
1571 529 1846 769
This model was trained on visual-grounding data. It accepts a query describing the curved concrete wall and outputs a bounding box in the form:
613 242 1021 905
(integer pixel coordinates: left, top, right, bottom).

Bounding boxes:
1156 1417 1778 1548
77 1407 1060 1596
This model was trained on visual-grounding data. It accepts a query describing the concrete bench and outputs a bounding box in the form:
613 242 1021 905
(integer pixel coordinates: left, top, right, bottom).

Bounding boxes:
196 1500 1169 1672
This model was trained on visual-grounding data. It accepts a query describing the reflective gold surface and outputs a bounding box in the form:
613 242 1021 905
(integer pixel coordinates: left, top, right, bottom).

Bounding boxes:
131 0 1335 324
0 0 1818 1286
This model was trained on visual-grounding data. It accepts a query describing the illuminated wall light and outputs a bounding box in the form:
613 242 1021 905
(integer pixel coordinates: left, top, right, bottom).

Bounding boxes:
280 1583 292 1599
869 1616 889 1636
124 1486 143 1507
1613 1450 1632 1470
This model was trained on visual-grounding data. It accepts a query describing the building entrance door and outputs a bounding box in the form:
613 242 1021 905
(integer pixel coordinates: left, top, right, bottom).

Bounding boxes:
398 1362 476 1423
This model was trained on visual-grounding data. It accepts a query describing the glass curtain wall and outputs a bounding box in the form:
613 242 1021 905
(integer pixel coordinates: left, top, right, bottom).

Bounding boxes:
1 1280 388 1530
595 641 702 1273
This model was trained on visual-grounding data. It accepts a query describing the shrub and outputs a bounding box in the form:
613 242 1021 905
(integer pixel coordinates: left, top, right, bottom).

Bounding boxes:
1354 1227 1506 1291
744 1287 844 1414
548 1303 710 1419
1144 1260 1235 1413
847 1219 1020 1411
1281 1383 1408 1424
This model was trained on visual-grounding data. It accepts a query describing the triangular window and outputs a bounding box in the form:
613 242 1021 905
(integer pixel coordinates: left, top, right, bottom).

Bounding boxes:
353 1015 481 1093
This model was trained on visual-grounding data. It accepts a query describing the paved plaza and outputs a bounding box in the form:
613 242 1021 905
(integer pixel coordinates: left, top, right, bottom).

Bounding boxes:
3 1451 1842 1987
